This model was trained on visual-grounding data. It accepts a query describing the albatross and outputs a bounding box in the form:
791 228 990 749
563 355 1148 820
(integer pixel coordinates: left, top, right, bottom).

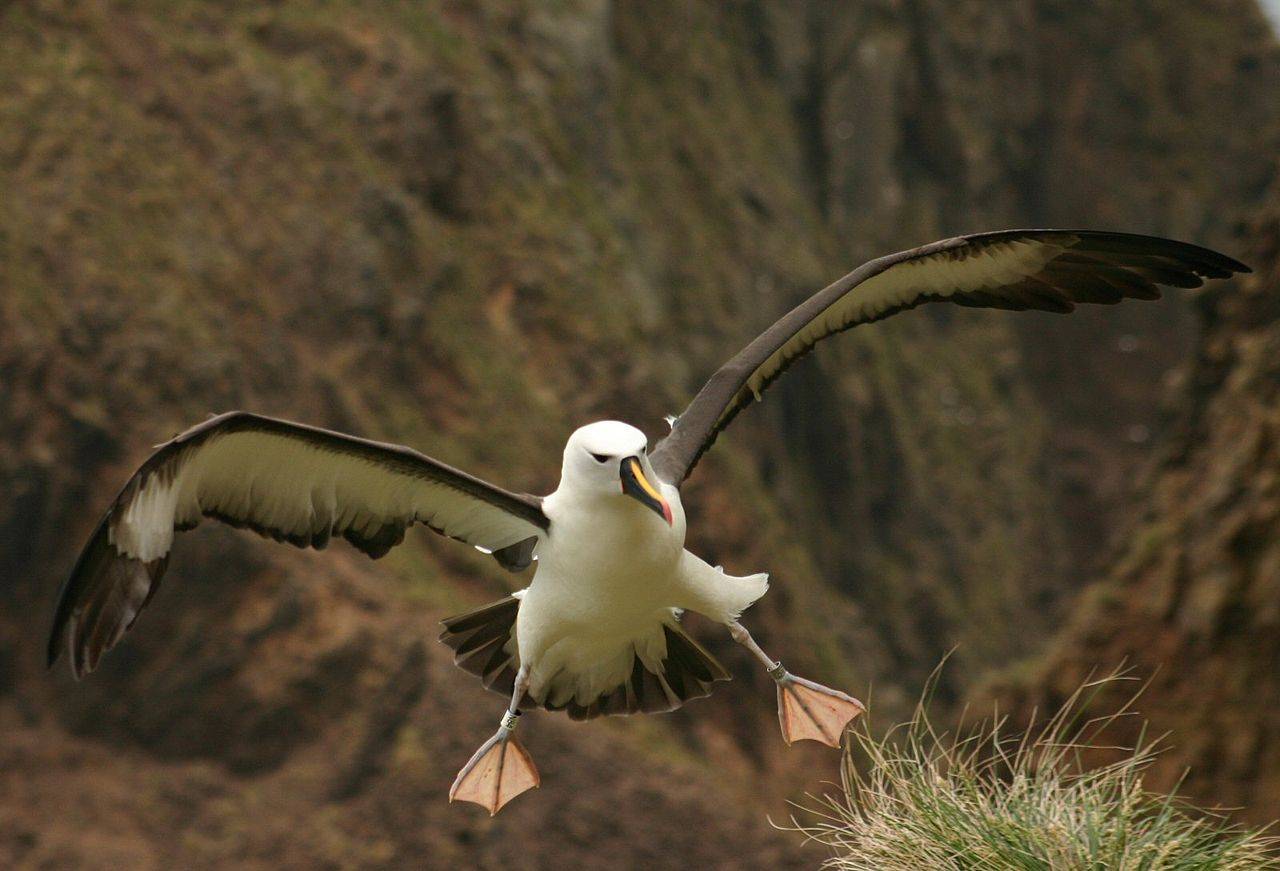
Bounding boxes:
47 229 1248 814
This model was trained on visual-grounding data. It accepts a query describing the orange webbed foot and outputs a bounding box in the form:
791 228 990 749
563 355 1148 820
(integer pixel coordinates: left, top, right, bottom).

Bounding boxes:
449 712 540 815
773 667 865 748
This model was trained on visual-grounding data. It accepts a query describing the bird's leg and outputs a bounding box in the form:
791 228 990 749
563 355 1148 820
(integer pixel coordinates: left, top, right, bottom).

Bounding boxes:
727 621 864 748
449 665 540 815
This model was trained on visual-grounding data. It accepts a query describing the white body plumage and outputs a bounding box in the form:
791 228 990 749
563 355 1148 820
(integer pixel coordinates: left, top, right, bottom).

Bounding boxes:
516 422 768 709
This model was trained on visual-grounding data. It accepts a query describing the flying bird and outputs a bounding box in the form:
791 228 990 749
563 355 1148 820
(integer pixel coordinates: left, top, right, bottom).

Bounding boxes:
47 230 1248 814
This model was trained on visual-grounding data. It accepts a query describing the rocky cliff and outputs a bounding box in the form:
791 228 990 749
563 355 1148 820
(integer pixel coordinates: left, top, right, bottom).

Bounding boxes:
997 189 1280 825
1 1 1277 866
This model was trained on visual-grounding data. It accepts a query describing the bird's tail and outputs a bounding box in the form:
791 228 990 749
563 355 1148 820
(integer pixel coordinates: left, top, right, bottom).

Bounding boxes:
439 597 730 721
439 595 523 697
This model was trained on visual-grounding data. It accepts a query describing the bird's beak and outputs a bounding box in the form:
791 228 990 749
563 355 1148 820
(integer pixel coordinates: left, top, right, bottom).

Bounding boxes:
620 457 673 526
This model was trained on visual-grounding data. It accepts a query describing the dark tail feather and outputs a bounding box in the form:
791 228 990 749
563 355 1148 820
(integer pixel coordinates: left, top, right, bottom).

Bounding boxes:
440 595 523 700
440 595 519 637
439 599 731 721
546 623 730 721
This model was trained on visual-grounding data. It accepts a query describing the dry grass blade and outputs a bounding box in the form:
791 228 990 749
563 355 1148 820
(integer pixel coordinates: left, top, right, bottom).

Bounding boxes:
788 667 1279 870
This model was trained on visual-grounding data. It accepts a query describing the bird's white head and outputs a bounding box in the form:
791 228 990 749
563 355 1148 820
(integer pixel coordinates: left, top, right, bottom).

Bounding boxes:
559 421 673 525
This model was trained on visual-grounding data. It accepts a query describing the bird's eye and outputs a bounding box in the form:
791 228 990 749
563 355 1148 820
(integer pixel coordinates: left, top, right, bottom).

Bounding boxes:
589 452 610 464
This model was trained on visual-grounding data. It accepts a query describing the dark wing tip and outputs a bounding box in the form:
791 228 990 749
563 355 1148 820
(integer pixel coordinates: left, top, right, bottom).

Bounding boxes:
45 625 64 671
45 517 109 674
1022 231 1250 310
1063 230 1251 276
46 514 169 679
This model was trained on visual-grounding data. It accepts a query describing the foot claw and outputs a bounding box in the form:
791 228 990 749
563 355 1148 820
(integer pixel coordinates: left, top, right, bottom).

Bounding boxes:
774 669 864 748
450 724 540 815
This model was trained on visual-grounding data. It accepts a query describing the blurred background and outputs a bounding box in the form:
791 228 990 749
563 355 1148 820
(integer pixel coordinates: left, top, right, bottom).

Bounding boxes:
2 1 1279 868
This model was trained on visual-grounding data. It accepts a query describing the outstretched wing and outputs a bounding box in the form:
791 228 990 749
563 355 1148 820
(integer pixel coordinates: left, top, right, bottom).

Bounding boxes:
47 411 549 677
650 230 1249 484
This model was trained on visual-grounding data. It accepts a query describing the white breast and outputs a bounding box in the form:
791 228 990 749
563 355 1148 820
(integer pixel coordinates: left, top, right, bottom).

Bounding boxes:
516 481 686 667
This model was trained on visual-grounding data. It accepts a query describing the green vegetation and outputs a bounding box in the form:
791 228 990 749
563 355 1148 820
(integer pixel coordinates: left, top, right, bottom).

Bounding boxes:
796 673 1279 870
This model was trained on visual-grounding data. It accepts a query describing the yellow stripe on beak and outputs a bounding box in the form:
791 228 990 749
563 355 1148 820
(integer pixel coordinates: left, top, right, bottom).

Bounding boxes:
621 457 673 526
627 458 662 502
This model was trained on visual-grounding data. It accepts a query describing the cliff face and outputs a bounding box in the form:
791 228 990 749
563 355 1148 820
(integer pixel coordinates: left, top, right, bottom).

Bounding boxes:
999 193 1280 824
1 0 1277 866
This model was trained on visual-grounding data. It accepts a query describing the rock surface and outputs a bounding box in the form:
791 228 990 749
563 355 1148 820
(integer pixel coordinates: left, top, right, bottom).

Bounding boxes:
997 191 1280 824
1 0 1277 865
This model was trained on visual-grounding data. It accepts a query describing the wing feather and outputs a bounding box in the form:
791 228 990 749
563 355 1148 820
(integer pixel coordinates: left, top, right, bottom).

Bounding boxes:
48 411 548 677
650 230 1249 484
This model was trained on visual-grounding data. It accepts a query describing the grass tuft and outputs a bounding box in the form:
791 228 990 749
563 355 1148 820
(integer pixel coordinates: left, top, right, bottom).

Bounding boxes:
792 669 1279 870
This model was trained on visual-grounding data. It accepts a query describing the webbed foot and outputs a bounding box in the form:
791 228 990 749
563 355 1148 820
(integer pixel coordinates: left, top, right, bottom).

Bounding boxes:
772 665 864 747
450 711 540 815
